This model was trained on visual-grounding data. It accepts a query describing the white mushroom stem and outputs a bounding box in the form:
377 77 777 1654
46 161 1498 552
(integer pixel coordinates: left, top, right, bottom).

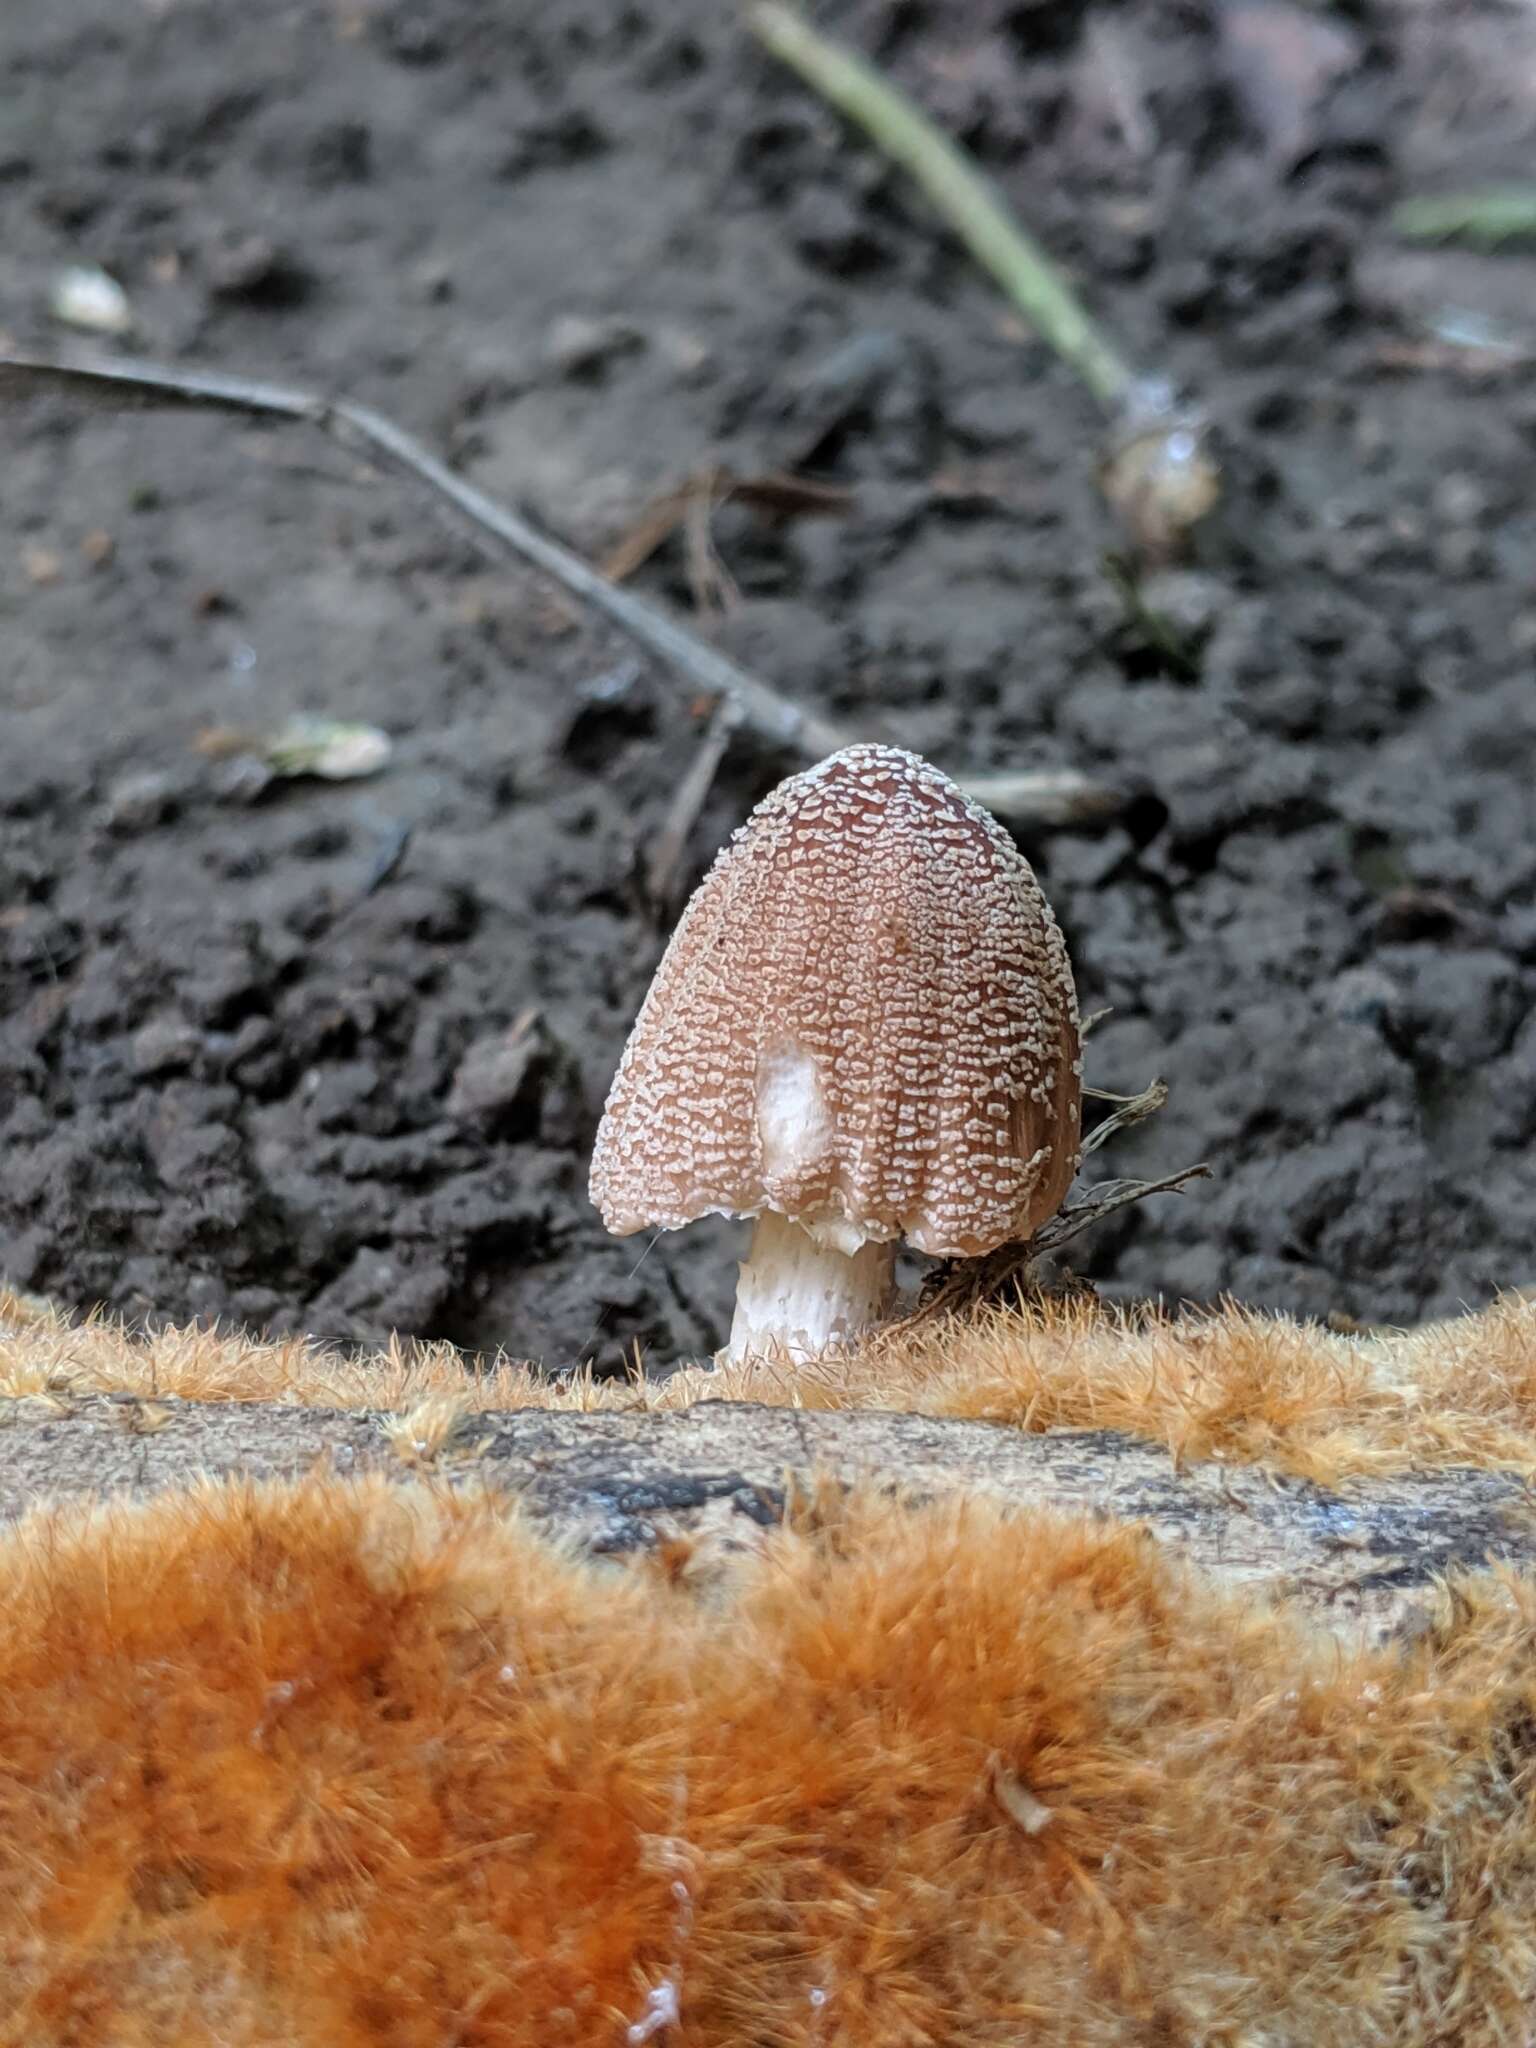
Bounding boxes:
726 1211 896 1364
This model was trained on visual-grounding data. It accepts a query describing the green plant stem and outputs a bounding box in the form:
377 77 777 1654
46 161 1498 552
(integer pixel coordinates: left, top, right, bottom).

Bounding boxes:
747 1 1136 413
1393 187 1536 250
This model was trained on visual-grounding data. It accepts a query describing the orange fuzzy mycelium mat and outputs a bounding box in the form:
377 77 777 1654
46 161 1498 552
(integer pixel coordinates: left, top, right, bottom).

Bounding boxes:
5 1284 1536 2043
6 1282 1536 1483
2 1474 1535 2047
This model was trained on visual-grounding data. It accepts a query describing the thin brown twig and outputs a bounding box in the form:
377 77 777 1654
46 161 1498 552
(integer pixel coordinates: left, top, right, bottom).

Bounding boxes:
601 467 854 587
1031 1163 1212 1259
0 347 1135 829
599 492 697 586
0 348 847 750
1081 1077 1168 1157
896 1161 1211 1332
643 696 745 914
681 465 739 619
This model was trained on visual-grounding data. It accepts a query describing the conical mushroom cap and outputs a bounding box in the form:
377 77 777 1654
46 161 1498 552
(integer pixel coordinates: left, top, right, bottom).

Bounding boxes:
589 744 1081 1258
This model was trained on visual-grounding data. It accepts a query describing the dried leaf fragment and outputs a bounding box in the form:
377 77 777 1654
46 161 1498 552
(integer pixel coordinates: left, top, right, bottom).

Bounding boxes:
193 716 392 782
265 716 392 781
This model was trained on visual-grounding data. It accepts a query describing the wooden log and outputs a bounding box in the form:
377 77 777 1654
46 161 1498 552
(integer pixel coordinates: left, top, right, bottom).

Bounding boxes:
4 1390 1528 1640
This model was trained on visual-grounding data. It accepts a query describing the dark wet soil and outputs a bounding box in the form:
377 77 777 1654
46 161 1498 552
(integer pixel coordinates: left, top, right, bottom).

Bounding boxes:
3 0 1536 1365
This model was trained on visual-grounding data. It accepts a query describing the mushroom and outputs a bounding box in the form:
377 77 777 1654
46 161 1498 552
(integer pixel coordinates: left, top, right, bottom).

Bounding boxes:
589 743 1082 1362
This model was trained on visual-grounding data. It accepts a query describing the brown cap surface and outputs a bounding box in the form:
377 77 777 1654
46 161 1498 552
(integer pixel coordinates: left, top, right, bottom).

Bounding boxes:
590 744 1081 1258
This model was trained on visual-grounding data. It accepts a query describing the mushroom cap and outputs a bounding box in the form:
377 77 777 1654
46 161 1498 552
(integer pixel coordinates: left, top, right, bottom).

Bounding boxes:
589 744 1081 1259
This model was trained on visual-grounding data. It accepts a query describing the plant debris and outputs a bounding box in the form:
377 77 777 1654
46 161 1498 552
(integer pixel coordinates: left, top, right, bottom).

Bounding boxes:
0 347 1136 831
49 264 132 336
1394 188 1536 251
746 3 1221 564
195 716 392 782
893 1068 1207 1335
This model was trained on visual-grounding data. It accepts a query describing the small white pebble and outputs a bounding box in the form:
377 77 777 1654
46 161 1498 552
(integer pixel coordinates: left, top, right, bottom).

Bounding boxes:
52 263 132 334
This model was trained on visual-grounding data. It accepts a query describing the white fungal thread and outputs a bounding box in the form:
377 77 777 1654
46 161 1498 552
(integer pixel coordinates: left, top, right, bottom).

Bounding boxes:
625 1978 680 2043
623 1777 694 2042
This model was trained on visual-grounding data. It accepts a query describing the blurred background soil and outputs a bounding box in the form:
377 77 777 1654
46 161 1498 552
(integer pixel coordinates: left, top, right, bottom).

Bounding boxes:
3 0 1535 1366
